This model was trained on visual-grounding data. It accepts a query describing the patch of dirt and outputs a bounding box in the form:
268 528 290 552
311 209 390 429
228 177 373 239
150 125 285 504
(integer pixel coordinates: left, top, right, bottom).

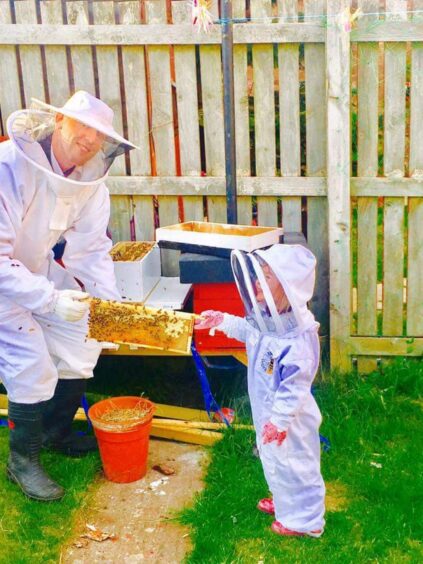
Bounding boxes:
62 440 208 564
326 481 349 512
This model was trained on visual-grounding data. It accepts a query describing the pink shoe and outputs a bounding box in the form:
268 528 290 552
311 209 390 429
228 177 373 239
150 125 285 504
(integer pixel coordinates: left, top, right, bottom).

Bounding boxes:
257 498 275 515
271 520 323 538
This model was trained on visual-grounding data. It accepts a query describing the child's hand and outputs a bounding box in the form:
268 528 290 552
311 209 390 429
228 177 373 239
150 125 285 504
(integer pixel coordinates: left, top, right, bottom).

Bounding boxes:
262 422 287 446
194 310 224 331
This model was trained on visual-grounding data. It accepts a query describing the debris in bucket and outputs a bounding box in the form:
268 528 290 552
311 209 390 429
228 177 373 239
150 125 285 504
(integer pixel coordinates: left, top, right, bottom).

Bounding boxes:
99 404 152 424
152 463 176 476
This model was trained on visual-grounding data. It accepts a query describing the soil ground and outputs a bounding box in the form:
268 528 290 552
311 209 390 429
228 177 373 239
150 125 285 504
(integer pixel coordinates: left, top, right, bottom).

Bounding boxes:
62 440 207 564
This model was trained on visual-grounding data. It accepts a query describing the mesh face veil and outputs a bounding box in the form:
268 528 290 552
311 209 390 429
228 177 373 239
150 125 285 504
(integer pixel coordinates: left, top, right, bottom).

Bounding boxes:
8 109 133 184
231 250 287 334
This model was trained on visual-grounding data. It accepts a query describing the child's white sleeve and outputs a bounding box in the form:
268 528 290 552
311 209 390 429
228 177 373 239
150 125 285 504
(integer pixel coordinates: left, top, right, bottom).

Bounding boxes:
216 313 250 343
269 356 316 432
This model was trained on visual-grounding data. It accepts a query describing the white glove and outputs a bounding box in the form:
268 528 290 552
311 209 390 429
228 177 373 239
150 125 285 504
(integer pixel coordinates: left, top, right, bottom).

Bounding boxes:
53 290 90 322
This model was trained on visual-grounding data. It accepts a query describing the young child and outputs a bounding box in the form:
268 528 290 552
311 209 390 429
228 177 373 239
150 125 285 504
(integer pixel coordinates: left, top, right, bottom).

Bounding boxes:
195 244 325 537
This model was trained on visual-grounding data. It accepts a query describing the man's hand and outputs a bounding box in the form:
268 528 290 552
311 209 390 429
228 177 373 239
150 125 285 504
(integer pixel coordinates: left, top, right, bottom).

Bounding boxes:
262 422 287 446
53 289 90 322
194 310 224 331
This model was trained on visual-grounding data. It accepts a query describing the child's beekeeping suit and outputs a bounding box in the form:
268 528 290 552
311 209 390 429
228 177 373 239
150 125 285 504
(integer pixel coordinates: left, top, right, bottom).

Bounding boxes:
218 244 325 533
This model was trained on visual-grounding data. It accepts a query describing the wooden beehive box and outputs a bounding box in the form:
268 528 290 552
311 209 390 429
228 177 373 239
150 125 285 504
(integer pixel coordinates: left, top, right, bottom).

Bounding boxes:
156 222 283 257
88 298 195 354
110 242 161 302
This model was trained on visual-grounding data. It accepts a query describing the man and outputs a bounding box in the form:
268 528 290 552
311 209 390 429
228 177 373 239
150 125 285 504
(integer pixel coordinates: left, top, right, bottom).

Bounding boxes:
0 91 137 501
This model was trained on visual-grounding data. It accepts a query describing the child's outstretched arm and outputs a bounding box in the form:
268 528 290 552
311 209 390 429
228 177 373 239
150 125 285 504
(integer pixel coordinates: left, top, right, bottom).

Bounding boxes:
194 311 251 343
268 351 316 433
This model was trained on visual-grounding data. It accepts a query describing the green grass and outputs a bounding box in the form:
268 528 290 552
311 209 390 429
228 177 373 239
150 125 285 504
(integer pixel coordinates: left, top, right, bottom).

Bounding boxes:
181 359 423 563
0 358 421 562
0 445 101 564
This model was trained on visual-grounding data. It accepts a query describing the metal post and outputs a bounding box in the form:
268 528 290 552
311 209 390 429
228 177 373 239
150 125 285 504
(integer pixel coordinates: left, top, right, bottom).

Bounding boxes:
220 0 237 224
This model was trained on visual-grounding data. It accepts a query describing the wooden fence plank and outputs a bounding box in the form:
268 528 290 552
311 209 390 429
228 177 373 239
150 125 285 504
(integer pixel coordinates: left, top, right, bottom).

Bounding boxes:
146 0 179 274
233 0 251 225
172 1 203 222
407 0 423 335
277 0 301 232
14 0 45 105
356 0 379 372
251 0 277 227
66 1 95 94
349 336 423 356
0 22 327 45
93 0 130 243
304 0 329 337
407 199 423 335
118 1 154 242
327 0 351 370
40 1 70 105
0 1 22 132
382 0 407 337
106 175 327 196
200 1 226 222
6 21 423 46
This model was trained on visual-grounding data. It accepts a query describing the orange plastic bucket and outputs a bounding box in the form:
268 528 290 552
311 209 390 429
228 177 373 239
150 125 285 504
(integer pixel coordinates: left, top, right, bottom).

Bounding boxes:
88 396 155 483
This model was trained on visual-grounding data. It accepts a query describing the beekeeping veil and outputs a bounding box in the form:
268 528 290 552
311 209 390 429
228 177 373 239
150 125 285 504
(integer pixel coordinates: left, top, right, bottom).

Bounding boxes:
231 244 318 335
7 90 138 186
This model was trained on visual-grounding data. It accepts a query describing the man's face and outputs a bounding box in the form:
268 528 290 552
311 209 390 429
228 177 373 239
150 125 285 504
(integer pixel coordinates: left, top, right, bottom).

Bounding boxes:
255 264 290 312
55 115 106 166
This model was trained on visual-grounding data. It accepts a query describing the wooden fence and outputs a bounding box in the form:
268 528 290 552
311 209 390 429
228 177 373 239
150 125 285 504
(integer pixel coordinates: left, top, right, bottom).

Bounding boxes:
0 0 422 371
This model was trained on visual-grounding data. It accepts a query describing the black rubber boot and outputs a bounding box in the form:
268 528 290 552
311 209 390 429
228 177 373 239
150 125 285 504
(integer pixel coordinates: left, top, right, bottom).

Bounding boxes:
7 401 65 501
42 379 97 457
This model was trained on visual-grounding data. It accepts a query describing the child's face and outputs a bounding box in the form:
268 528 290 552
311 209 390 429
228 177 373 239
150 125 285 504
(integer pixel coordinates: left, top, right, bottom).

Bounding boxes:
255 264 290 313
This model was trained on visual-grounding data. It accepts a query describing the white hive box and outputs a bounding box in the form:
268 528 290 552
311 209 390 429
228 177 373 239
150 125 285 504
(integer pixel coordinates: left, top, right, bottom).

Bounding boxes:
110 242 161 302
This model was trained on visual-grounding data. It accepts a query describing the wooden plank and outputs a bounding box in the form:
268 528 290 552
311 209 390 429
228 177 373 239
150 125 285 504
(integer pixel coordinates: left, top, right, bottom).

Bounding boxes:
0 1 22 132
233 0 251 224
0 23 325 45
277 0 301 232
146 0 178 275
251 0 277 227
407 199 423 335
149 424 222 446
407 1 423 336
349 336 423 357
382 1 407 337
351 20 423 42
172 1 203 222
200 1 226 222
352 177 423 196
93 1 126 177
119 1 151 176
66 1 95 94
133 195 156 241
92 1 131 244
106 175 327 196
8 21 423 45
304 0 329 338
40 1 70 105
118 2 154 243
326 0 351 370
356 0 379 372
14 0 45 105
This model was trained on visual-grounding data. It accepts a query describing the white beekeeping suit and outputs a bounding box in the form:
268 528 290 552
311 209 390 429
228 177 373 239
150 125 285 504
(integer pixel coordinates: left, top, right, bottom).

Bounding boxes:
0 91 137 502
217 244 325 533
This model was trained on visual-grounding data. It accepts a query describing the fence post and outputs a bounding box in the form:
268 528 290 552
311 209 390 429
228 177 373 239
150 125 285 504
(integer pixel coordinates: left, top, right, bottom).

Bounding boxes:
326 0 351 371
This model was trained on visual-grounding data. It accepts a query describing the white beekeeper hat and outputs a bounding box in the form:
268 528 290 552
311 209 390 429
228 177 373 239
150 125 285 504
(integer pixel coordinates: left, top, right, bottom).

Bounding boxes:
31 90 138 150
